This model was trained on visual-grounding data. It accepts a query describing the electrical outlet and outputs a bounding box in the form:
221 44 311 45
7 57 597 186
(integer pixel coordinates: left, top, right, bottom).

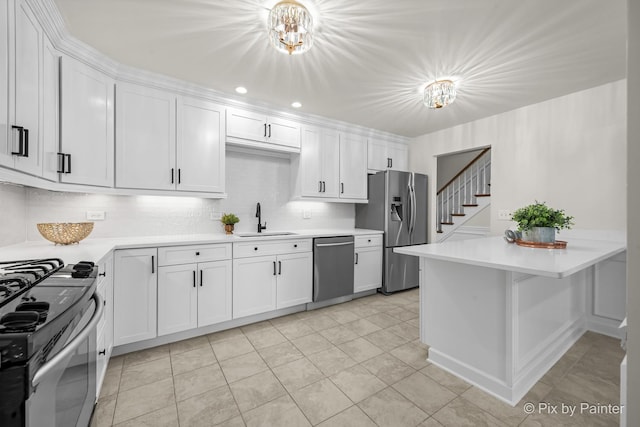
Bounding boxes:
497 210 512 221
86 211 105 221
303 210 312 219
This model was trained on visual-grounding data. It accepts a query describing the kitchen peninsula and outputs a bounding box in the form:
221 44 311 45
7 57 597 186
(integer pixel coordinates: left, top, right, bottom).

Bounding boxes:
394 232 626 406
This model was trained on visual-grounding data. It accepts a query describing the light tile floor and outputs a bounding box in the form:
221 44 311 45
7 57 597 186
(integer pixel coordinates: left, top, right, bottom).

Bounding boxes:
91 289 624 427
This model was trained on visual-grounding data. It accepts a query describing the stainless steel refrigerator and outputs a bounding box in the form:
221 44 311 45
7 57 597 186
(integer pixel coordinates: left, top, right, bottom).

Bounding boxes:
355 170 428 294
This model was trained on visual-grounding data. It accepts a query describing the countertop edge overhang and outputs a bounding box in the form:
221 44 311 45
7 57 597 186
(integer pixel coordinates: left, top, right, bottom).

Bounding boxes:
394 234 627 279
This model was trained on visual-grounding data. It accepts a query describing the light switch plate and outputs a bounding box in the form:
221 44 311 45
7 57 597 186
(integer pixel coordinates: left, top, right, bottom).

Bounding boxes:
86 211 105 221
303 210 312 219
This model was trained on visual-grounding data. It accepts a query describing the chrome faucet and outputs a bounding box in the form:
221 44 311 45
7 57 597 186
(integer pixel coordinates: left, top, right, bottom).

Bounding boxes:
256 202 267 233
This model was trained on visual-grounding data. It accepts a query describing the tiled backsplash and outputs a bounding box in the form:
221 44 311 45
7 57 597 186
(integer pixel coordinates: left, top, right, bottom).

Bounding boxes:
0 183 27 246
6 151 355 243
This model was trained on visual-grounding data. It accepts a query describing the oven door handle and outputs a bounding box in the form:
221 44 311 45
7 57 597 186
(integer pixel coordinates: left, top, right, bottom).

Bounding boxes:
32 293 103 388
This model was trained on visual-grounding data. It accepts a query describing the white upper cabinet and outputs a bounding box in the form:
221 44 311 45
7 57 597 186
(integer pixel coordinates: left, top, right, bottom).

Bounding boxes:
116 82 225 194
176 97 225 193
1 0 43 177
368 138 409 172
0 0 9 170
226 107 301 151
60 56 114 187
298 126 339 198
116 82 176 191
292 126 367 202
339 133 367 199
41 37 59 182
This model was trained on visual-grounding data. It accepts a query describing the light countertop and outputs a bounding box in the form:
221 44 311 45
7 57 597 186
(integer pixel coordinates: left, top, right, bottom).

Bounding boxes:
0 228 383 264
394 232 626 278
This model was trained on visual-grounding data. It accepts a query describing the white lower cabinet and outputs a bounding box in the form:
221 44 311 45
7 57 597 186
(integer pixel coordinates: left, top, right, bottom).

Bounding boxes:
233 239 312 319
354 235 383 293
157 244 232 336
113 248 157 346
96 254 113 397
157 260 232 336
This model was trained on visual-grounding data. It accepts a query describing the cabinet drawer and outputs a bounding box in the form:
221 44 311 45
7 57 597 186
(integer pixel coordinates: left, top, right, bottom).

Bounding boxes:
233 239 312 258
355 235 383 248
158 243 232 266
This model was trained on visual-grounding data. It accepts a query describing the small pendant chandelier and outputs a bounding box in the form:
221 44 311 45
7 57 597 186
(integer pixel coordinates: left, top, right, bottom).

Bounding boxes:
424 80 456 109
268 1 314 55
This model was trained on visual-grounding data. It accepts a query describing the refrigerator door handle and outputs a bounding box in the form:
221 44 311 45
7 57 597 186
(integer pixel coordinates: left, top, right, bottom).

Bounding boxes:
410 179 417 238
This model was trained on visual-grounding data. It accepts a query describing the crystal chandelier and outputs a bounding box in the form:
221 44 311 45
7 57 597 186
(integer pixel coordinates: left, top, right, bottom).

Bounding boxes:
423 80 456 109
268 1 314 55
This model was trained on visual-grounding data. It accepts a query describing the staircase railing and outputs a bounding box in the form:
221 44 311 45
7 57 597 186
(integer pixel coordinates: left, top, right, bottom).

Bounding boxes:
436 148 491 233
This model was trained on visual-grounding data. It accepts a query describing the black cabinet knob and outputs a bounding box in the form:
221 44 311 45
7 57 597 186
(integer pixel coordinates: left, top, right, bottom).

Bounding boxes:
195 251 200 256
254 247 258 251
98 272 106 277
294 244 298 248
99 349 106 355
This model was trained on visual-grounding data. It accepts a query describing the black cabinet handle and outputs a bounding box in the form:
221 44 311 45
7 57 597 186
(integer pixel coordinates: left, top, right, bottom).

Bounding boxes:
319 181 322 193
178 168 181 184
11 126 24 156
195 251 200 256
171 168 174 184
264 123 267 137
321 181 326 192
65 154 72 173
200 270 203 287
99 349 106 356
151 255 155 274
273 261 276 275
193 271 196 288
355 253 359 264
268 124 271 138
387 158 391 168
23 129 29 157
278 260 282 275
98 272 106 277
57 152 65 173
341 183 344 194
390 158 393 168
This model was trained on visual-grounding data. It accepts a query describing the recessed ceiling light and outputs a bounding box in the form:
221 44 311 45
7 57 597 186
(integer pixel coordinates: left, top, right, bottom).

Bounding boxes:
291 101 302 108
235 86 247 94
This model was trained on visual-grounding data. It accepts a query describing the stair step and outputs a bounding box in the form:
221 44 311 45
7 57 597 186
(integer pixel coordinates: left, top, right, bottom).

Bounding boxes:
440 222 454 225
475 194 491 197
462 204 478 207
451 213 466 217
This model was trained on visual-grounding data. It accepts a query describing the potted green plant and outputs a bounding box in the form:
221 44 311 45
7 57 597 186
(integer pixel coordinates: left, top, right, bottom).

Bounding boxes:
511 201 574 243
220 213 240 235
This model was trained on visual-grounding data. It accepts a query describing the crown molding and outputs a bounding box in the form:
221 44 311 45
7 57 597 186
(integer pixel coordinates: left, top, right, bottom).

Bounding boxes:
28 0 409 145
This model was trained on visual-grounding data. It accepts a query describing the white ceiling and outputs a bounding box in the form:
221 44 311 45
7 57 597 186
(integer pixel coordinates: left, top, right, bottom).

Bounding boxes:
52 0 627 138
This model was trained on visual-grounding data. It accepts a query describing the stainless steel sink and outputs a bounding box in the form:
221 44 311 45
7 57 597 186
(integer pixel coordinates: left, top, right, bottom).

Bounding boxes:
235 232 297 237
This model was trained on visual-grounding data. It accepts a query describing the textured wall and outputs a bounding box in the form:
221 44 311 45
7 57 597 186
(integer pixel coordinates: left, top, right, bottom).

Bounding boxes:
21 150 355 241
0 183 27 246
410 80 627 242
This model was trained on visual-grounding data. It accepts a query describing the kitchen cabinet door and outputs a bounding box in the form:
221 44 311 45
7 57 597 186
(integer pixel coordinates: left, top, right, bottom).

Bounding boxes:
177 97 225 193
11 0 42 177
198 260 232 327
0 0 9 169
60 56 114 187
41 37 59 182
116 82 175 190
339 133 367 199
267 116 301 149
388 142 409 171
300 126 339 197
226 107 266 142
114 248 157 346
233 255 277 318
96 254 113 397
354 247 382 293
157 264 198 336
367 139 389 172
276 252 312 309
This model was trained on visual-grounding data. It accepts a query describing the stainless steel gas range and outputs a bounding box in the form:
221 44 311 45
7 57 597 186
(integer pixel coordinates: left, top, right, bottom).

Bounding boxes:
0 258 102 427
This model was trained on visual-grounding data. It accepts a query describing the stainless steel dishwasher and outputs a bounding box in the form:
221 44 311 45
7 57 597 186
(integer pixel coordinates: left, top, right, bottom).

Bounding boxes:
312 236 354 303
